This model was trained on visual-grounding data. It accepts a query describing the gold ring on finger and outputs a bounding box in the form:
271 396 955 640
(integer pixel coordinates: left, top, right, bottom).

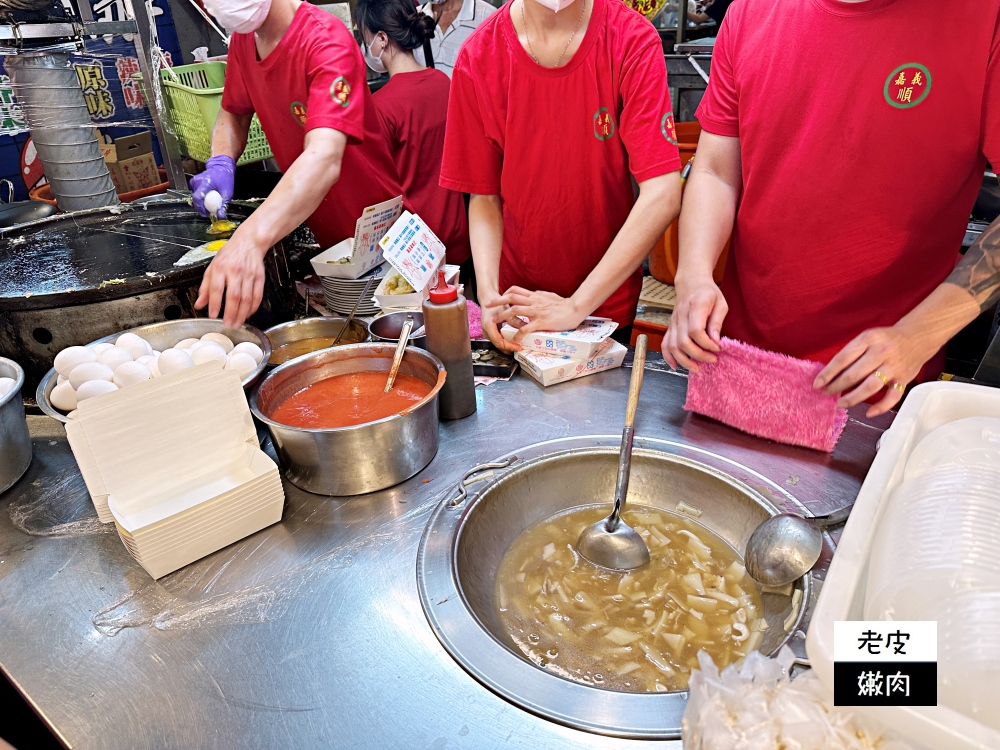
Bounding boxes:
873 370 889 386
892 381 906 393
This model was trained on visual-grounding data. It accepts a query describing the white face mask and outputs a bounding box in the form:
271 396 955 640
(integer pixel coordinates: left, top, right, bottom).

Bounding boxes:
363 35 387 74
530 0 575 11
204 0 272 34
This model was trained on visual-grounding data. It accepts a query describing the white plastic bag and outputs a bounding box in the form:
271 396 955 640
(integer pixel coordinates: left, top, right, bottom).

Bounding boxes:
682 648 913 750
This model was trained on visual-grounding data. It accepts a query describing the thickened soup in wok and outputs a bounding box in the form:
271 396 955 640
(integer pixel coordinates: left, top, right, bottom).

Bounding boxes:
495 505 767 692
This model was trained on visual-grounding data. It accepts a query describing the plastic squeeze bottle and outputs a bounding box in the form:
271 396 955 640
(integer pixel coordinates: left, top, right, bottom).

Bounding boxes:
422 270 476 419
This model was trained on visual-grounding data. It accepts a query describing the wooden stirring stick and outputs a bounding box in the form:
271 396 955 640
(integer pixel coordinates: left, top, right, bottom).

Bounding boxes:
385 317 414 393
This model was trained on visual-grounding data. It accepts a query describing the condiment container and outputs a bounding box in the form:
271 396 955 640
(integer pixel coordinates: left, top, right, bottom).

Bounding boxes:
422 271 476 420
0 357 32 494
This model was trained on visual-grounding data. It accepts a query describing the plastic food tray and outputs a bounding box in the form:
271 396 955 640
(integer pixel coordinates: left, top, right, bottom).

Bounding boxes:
137 62 272 165
806 381 1000 750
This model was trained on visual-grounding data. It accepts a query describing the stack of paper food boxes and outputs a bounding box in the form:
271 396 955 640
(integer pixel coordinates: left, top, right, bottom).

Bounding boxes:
65 363 284 580
502 317 627 387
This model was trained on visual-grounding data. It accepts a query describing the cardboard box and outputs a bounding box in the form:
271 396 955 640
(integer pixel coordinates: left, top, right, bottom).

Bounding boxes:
101 131 160 193
516 340 627 387
310 195 403 279
502 317 619 360
373 264 459 311
64 363 284 579
379 210 446 293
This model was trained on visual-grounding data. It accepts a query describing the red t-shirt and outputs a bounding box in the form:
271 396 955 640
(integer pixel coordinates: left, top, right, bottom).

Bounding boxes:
698 0 1000 368
373 69 470 265
440 0 681 326
222 3 405 248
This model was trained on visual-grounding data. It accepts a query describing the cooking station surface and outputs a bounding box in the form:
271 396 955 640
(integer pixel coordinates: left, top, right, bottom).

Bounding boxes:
0 358 890 750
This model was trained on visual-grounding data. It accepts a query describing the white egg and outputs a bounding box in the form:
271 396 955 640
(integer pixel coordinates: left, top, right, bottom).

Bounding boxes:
191 342 227 366
152 350 161 357
137 354 155 367
67 409 78 419
91 343 115 355
113 361 152 388
0 377 16 398
54 346 97 376
97 345 133 370
174 338 199 350
148 356 161 378
225 352 257 379
232 341 264 364
57 374 67 385
76 380 118 401
115 332 152 359
201 332 235 353
157 348 193 375
50 381 78 411
68 362 113 390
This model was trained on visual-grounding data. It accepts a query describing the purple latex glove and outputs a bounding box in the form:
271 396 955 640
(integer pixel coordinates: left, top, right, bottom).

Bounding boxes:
190 154 236 219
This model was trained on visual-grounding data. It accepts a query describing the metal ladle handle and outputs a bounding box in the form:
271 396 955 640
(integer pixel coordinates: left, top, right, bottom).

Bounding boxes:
384 316 414 392
606 335 647 532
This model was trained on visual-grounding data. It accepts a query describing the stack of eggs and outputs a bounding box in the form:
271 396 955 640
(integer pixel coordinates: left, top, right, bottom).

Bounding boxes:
50 332 265 418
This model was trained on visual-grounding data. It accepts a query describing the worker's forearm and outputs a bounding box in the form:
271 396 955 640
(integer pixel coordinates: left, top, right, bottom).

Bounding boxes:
571 173 682 316
469 194 504 298
676 163 739 282
240 140 344 254
894 283 980 355
211 109 252 161
944 215 1000 313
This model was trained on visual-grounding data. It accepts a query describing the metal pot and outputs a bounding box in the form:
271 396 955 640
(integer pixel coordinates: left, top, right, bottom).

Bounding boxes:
264 317 370 368
369 311 426 350
36 319 271 424
251 343 446 496
0 357 32 495
418 436 811 739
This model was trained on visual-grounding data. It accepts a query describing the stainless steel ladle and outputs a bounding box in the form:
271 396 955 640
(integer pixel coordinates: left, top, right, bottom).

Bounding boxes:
577 335 651 571
744 504 852 587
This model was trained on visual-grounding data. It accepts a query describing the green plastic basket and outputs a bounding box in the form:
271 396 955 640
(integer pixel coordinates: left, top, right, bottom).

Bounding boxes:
145 61 273 166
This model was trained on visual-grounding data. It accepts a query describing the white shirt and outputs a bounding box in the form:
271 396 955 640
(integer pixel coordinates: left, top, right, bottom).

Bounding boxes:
415 0 497 78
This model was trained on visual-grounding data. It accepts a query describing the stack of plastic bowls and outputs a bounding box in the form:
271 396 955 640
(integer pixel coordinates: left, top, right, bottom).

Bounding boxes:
864 416 1000 727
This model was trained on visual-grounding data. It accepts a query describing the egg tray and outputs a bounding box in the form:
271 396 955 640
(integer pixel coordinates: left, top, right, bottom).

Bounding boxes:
471 341 518 378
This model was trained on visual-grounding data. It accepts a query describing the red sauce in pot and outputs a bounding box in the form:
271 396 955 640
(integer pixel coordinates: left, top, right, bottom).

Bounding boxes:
270 371 432 429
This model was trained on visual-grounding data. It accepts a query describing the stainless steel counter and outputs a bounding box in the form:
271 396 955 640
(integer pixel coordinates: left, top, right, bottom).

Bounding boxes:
0 359 892 750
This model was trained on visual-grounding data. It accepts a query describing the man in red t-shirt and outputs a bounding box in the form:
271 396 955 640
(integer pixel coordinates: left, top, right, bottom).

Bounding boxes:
440 0 682 350
191 0 405 328
665 0 1000 417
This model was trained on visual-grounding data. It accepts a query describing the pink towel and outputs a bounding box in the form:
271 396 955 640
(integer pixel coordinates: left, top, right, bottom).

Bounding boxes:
467 301 483 339
683 338 848 453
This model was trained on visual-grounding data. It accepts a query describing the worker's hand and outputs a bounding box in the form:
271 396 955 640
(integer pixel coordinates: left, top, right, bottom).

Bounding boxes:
195 227 266 329
492 287 588 344
663 274 727 372
814 324 930 417
478 289 522 354
190 155 236 220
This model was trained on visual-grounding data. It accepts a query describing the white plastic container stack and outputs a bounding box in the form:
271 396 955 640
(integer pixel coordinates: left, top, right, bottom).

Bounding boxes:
807 382 1000 750
863 417 1000 731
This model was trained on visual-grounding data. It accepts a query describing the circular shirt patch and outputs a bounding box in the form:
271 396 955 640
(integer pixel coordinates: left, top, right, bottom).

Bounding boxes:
661 111 678 144
331 76 351 108
884 63 931 109
593 107 615 141
290 101 307 126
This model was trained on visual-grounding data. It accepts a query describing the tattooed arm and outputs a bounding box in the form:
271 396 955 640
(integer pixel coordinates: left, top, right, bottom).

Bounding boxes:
944 216 1000 312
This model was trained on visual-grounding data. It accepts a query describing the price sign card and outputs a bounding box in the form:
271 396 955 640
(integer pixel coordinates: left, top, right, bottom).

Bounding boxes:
379 210 446 293
833 621 937 707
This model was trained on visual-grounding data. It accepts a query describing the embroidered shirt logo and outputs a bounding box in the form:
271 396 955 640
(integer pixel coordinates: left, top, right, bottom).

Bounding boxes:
884 64 931 109
593 107 615 141
290 101 307 126
331 76 351 108
661 111 678 144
